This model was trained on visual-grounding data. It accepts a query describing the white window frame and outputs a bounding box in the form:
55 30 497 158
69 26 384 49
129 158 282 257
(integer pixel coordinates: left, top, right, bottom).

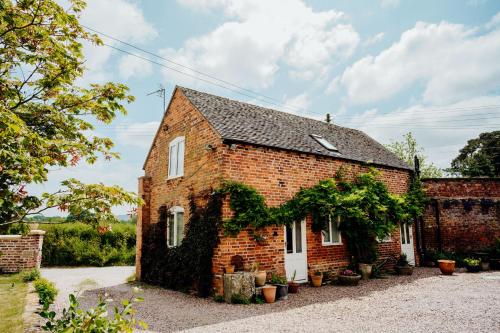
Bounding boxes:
167 206 184 247
168 136 185 179
322 215 342 246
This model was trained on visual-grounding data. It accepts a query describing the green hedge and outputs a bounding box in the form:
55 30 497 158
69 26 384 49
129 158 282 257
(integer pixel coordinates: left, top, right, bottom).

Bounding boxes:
41 223 136 267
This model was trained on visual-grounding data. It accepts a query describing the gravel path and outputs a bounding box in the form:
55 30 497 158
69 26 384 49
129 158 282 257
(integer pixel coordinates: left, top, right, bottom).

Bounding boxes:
78 268 500 332
41 266 135 311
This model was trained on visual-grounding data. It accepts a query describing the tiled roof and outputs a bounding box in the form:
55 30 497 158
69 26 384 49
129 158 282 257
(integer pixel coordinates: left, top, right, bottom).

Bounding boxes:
179 86 411 170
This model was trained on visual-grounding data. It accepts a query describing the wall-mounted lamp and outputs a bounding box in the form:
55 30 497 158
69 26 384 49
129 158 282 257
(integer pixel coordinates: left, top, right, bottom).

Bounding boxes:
230 143 237 150
204 143 215 151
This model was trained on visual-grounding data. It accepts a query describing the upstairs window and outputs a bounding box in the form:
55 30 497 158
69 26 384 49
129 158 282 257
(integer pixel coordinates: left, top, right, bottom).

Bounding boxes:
167 206 184 247
168 136 185 179
310 134 338 152
322 215 342 245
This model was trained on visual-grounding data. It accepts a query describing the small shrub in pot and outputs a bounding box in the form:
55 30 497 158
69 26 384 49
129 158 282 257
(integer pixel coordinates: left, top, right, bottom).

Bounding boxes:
338 269 362 286
464 258 481 273
270 273 288 300
395 253 413 275
288 270 300 294
311 271 323 287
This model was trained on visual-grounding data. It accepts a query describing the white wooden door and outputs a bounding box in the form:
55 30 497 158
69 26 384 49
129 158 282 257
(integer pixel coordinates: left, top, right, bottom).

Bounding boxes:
284 220 308 282
400 222 415 265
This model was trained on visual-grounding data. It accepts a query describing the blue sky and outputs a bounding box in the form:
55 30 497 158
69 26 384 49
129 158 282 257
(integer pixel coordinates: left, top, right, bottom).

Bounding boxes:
33 0 500 215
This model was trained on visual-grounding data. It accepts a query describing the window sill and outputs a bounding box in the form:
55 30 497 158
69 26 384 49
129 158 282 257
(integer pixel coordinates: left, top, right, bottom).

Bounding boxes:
167 175 184 180
322 242 342 246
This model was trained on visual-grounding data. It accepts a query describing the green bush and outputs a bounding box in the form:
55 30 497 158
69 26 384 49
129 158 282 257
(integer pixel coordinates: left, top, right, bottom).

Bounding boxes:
231 293 250 305
41 223 135 267
21 268 41 282
34 278 58 305
40 290 147 332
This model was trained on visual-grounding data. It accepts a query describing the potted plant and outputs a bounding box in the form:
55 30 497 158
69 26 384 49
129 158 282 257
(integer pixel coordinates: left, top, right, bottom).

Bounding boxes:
251 262 267 286
464 258 481 273
338 269 362 286
489 237 500 270
395 253 414 275
311 271 323 287
225 264 235 274
438 259 456 275
270 273 288 300
288 270 300 294
262 284 277 303
358 262 373 280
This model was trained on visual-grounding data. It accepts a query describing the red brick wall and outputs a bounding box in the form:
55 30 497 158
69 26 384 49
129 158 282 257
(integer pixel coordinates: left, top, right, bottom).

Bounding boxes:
137 89 224 279
0 230 45 273
214 143 412 279
422 178 500 253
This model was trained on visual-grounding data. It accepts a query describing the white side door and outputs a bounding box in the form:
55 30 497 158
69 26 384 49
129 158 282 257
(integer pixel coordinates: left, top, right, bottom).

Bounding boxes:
284 220 308 282
400 222 415 265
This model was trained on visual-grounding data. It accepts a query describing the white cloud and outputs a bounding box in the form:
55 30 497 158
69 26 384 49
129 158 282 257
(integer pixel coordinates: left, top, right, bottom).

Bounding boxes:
118 54 153 79
340 16 500 105
339 95 500 168
363 32 385 46
380 0 400 9
326 76 340 94
163 0 359 88
281 93 311 114
78 0 157 83
116 121 160 149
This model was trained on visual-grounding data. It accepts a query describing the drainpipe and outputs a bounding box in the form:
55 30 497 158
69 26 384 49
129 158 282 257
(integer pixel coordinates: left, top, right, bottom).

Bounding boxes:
433 199 442 252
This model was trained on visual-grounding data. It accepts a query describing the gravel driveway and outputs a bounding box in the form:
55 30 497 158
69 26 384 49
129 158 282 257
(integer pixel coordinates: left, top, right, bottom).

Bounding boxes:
77 268 500 333
41 266 135 311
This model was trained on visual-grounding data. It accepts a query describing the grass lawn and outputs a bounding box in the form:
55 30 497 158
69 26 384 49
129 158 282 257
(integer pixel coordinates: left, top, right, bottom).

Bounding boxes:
0 273 27 333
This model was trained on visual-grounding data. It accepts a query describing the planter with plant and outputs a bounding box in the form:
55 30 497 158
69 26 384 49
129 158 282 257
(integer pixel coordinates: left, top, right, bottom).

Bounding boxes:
251 262 267 286
338 269 362 286
358 262 373 280
270 274 288 300
464 258 481 273
395 253 413 275
311 271 323 287
288 270 300 294
261 285 277 303
438 259 456 275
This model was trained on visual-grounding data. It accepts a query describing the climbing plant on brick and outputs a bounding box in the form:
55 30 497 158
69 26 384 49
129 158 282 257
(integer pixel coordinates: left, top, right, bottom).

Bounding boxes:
219 169 426 264
140 191 221 297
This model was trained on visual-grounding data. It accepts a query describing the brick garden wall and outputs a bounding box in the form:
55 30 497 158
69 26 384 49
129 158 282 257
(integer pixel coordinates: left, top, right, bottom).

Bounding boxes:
0 230 45 273
422 178 500 253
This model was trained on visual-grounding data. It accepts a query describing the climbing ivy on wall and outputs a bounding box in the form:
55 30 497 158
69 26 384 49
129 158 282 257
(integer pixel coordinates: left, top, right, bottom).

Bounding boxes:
219 169 427 264
141 191 221 297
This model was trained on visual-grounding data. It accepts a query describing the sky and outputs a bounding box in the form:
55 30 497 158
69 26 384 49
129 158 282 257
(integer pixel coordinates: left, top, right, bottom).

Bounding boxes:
31 0 500 215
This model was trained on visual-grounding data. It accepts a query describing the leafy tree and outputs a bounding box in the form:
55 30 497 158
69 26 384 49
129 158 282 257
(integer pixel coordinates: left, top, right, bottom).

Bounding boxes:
386 132 443 178
447 131 500 177
0 0 140 230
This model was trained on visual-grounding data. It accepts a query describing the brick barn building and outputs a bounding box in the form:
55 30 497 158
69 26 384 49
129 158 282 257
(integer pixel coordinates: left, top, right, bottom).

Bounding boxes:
136 86 417 290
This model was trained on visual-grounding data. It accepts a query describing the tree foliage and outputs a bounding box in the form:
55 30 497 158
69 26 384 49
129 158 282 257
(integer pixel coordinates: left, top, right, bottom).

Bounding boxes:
0 0 140 228
447 131 500 177
385 132 443 178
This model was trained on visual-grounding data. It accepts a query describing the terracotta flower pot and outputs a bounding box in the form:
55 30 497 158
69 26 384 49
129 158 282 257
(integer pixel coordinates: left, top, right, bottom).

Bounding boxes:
338 274 361 286
311 274 323 287
255 270 266 286
358 263 373 280
288 282 299 294
262 285 277 303
225 265 235 274
438 260 456 275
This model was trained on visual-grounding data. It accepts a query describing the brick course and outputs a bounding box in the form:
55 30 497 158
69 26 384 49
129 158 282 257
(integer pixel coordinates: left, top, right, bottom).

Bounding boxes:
0 230 45 273
137 89 416 288
422 178 500 253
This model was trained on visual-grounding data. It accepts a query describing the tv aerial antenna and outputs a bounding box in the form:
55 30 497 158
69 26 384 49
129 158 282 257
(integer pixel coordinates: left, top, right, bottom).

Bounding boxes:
147 85 166 112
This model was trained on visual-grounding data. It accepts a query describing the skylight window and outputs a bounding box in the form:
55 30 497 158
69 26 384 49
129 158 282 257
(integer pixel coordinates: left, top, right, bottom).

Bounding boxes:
310 134 338 152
